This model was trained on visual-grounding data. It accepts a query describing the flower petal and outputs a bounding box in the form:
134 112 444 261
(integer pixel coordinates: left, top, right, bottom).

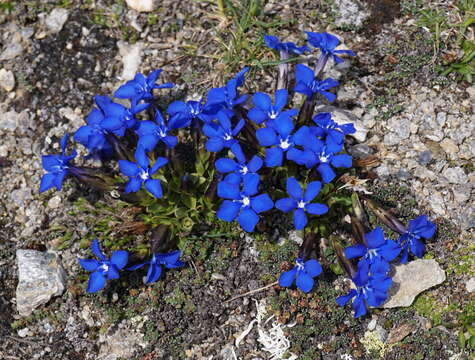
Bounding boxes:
303 181 322 202
250 193 273 214
217 180 241 200
366 227 386 249
274 89 288 112
145 263 162 284
110 250 129 269
119 160 140 177
336 289 357 306
275 198 297 213
352 295 367 318
286 177 302 199
256 127 278 147
217 200 242 222
279 267 297 287
293 208 308 230
344 244 367 259
296 272 314 293
79 259 99 272
305 203 328 215
304 259 322 277
215 158 239 173
317 163 336 183
331 154 352 168
39 173 56 193
237 208 259 232
144 179 163 198
87 271 107 293
125 177 142 193
243 173 260 197
253 92 272 111
91 239 106 260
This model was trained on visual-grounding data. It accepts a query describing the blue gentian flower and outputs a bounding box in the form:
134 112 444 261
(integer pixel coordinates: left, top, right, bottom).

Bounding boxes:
114 69 173 106
279 258 323 293
336 260 392 318
166 99 217 126
202 111 245 152
79 239 129 293
264 34 310 56
305 32 356 64
276 177 329 230
136 109 178 151
255 115 301 167
397 215 436 263
127 250 184 284
232 66 250 87
206 78 247 111
344 227 401 274
293 64 339 102
40 134 77 193
216 174 273 232
118 150 168 198
310 112 356 144
73 107 113 158
247 89 298 125
288 137 352 183
95 95 149 136
215 143 263 182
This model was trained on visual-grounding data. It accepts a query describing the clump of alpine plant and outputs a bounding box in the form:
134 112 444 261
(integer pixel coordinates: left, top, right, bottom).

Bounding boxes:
39 29 437 325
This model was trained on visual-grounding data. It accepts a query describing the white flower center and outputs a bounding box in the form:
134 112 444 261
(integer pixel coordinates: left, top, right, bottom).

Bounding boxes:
295 260 305 271
139 170 149 180
240 166 248 175
268 110 278 119
279 138 291 150
158 129 167 138
241 196 250 207
224 133 233 141
297 200 306 209
367 249 378 259
100 263 109 272
319 154 330 163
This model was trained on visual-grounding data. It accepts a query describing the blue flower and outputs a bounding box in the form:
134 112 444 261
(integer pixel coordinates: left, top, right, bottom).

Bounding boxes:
136 109 178 151
288 137 352 183
202 111 245 152
336 260 392 318
293 64 339 102
310 112 356 144
215 143 263 182
256 115 301 167
276 177 329 230
40 134 77 193
207 77 247 111
247 89 298 125
397 215 436 263
264 34 310 55
305 32 356 64
96 95 150 136
127 250 184 284
232 67 250 87
344 227 401 274
114 69 173 106
118 150 168 198
279 258 323 293
216 174 273 232
79 239 129 293
166 99 218 126
73 107 113 158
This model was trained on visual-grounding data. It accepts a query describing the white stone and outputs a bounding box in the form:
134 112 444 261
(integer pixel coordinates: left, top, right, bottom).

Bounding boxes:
466 277 475 293
125 0 158 12
383 259 446 308
442 167 468 184
45 8 70 34
16 250 67 316
0 68 15 91
117 41 143 80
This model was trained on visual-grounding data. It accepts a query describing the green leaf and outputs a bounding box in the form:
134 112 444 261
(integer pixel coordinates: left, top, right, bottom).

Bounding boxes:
458 330 466 348
469 334 475 349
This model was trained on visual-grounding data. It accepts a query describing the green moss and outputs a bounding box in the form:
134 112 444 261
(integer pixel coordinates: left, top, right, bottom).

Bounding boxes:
447 243 475 276
413 294 445 325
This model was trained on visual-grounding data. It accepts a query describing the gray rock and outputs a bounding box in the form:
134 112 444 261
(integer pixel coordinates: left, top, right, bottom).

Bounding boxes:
98 326 147 360
459 206 475 230
334 0 370 28
125 0 158 12
348 144 375 159
0 42 23 61
45 8 69 34
418 150 432 165
16 250 67 316
383 259 446 308
428 191 447 216
442 167 468 184
0 68 15 91
388 117 411 141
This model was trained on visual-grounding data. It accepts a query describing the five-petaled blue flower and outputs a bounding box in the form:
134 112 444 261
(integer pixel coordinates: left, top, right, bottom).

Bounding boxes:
279 258 323 293
276 177 329 230
118 150 168 198
73 107 113 158
215 143 263 182
127 250 184 284
206 77 247 111
344 227 401 274
247 89 298 126
336 260 392 318
79 239 129 293
294 64 339 102
96 95 150 136
397 215 436 263
202 111 245 152
136 109 178 151
264 34 310 55
217 174 273 232
256 115 300 167
40 134 77 193
114 69 173 106
306 32 356 64
166 99 217 126
288 137 352 183
310 112 356 144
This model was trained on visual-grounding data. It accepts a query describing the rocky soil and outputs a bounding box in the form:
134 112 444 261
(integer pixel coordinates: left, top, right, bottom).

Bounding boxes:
0 0 473 359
